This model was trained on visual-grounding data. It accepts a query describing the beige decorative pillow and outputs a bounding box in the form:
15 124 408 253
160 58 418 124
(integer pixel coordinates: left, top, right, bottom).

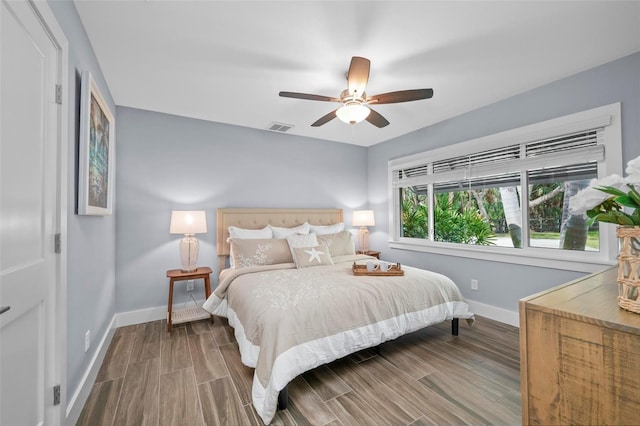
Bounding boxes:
316 231 356 256
229 238 293 269
269 222 310 239
286 233 318 249
291 245 334 269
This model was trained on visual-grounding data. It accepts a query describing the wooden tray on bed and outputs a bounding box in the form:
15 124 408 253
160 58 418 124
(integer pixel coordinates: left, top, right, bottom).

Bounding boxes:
352 262 404 276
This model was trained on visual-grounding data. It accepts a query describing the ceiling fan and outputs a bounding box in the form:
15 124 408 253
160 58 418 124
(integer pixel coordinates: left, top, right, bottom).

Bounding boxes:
279 56 433 128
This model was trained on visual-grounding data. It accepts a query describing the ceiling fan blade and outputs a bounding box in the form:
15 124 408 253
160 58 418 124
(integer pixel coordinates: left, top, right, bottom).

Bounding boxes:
347 56 370 97
279 91 339 102
368 88 434 104
311 110 338 127
366 108 390 128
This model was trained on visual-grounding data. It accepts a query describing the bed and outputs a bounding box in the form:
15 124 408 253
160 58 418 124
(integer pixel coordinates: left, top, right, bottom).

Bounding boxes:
203 208 475 425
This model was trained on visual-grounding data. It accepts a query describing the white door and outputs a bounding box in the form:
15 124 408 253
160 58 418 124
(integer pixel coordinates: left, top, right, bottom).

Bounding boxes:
1 0 63 424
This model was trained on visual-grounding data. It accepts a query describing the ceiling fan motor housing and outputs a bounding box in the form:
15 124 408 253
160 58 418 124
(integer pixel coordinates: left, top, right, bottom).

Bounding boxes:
340 89 366 105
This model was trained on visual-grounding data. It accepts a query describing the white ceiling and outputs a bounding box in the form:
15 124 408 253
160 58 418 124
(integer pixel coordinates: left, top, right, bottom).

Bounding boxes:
75 1 640 147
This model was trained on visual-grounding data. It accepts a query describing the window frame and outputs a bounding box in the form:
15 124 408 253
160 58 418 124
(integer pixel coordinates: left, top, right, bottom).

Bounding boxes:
388 103 623 273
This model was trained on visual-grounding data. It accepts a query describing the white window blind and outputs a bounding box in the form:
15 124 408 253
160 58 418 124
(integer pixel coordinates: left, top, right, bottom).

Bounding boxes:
392 129 604 190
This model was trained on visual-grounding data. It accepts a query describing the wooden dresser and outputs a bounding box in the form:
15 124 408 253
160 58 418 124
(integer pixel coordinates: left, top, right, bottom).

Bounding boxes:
519 267 640 425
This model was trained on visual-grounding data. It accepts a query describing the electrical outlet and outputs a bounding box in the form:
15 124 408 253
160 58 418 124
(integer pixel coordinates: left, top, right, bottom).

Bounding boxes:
471 279 479 291
186 280 194 291
84 330 90 352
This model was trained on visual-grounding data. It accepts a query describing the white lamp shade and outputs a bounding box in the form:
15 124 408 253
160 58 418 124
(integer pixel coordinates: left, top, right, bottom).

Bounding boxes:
352 210 375 227
170 210 207 235
336 104 370 124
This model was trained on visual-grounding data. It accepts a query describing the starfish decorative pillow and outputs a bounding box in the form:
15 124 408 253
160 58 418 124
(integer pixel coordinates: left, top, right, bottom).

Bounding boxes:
291 245 334 269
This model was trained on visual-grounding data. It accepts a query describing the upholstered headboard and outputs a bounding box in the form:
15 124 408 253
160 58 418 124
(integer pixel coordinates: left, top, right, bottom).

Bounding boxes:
216 208 344 272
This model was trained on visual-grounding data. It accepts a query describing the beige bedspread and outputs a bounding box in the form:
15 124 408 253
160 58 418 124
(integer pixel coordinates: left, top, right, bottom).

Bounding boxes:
203 255 475 424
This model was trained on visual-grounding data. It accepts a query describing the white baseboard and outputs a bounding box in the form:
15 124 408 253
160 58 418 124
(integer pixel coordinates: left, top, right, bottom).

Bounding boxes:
466 299 519 328
66 315 117 425
115 298 207 328
115 305 166 327
114 299 518 329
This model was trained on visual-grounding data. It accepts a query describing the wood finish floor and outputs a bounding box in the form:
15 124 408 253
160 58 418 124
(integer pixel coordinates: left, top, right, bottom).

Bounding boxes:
77 315 521 425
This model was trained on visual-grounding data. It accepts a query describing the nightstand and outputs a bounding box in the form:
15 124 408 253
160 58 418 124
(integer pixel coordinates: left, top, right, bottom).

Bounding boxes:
166 267 213 332
357 250 380 259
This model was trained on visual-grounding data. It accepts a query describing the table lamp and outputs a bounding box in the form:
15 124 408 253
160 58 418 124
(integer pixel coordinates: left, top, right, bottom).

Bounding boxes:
352 210 375 253
170 210 207 272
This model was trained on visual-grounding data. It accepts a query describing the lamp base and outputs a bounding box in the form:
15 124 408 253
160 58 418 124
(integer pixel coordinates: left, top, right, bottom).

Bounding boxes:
358 226 370 253
179 234 199 272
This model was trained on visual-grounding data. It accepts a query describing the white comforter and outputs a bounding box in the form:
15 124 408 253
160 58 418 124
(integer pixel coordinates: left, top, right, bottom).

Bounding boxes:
203 255 474 424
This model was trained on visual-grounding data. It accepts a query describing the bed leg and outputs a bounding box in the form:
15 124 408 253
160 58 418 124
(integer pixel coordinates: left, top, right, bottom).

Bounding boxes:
452 318 459 336
278 385 288 410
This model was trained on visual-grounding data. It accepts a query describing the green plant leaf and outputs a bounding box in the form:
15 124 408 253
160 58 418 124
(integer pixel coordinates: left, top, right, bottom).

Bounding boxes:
595 186 627 197
592 211 635 225
586 209 599 219
614 195 640 209
627 184 640 205
610 211 636 225
590 213 617 224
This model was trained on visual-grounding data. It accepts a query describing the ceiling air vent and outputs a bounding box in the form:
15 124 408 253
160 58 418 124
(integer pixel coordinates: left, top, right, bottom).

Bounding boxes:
267 122 294 133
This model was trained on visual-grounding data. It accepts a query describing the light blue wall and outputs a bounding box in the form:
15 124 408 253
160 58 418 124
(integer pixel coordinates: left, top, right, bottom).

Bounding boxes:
115 107 368 311
367 52 640 312
48 0 117 404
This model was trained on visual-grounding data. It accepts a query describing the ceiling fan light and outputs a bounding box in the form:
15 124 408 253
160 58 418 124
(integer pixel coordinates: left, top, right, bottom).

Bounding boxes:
336 104 370 125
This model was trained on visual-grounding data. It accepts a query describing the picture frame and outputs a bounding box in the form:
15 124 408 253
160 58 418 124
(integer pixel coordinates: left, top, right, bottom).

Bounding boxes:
78 71 115 215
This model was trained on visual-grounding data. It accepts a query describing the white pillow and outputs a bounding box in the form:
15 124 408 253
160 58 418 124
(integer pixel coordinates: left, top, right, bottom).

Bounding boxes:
286 233 319 249
228 225 272 240
269 222 310 239
309 222 345 235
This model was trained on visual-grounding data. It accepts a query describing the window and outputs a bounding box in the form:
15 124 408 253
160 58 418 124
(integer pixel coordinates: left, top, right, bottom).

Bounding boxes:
388 103 622 272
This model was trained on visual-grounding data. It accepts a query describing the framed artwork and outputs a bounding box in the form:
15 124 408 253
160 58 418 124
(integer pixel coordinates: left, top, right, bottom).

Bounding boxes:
78 71 115 215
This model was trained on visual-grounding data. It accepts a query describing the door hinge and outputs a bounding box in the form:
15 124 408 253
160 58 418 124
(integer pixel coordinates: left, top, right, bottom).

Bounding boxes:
54 233 61 254
53 385 61 406
55 84 62 104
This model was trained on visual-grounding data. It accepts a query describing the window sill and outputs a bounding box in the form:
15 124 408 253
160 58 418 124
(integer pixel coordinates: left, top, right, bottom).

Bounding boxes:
388 240 616 273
